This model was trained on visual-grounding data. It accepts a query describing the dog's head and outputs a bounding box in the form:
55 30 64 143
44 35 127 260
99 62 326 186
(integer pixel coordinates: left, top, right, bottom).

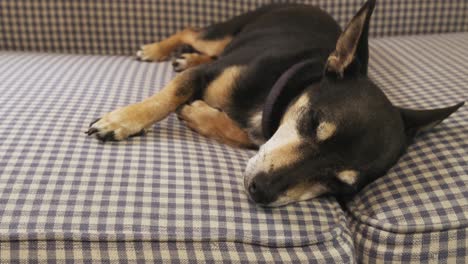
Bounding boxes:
244 0 464 207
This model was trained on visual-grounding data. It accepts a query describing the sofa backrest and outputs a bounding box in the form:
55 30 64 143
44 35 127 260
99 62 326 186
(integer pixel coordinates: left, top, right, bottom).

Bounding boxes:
1 0 467 55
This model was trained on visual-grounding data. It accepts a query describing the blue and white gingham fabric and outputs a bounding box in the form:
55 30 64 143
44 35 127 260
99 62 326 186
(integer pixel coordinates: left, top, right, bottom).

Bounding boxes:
1 0 467 55
348 33 468 263
0 52 355 263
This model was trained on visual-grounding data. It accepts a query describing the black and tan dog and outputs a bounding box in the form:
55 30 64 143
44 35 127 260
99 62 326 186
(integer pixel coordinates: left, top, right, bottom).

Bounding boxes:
87 0 463 206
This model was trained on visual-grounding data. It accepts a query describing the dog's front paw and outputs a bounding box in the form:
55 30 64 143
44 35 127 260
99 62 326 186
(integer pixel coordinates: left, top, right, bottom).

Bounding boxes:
86 105 148 142
177 100 219 135
171 53 191 72
136 43 170 62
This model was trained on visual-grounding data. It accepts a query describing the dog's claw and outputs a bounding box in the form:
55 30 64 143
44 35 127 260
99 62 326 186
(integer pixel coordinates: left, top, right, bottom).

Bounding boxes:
86 127 98 136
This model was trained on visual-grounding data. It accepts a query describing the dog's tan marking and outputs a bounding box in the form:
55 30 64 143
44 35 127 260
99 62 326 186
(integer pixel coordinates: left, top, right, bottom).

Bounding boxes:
252 94 310 172
268 183 328 207
178 100 255 149
337 170 359 185
285 183 328 201
267 93 312 168
203 66 245 110
257 141 299 175
316 122 337 141
137 28 232 61
246 93 311 176
246 110 266 145
190 36 233 57
89 69 198 140
280 92 310 124
244 92 314 186
183 53 214 68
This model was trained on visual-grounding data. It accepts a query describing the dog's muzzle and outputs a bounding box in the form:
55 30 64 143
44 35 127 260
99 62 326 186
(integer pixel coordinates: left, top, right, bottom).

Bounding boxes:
243 153 278 205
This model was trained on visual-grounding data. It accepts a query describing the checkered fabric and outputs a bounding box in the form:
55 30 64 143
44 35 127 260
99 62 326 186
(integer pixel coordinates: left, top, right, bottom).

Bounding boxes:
347 33 468 263
1 0 467 55
0 52 356 263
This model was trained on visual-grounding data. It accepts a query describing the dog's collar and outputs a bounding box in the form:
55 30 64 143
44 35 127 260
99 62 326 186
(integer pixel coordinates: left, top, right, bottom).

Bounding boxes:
262 59 321 139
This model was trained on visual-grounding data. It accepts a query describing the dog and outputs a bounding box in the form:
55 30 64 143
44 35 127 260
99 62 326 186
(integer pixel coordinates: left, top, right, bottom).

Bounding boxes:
86 0 464 207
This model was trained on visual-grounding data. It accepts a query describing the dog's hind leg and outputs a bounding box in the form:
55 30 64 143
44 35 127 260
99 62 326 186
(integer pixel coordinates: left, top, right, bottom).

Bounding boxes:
136 27 232 62
136 4 285 62
87 68 206 141
177 100 256 149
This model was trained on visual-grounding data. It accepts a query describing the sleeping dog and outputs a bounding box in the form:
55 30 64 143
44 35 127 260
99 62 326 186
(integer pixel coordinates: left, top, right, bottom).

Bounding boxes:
86 0 463 207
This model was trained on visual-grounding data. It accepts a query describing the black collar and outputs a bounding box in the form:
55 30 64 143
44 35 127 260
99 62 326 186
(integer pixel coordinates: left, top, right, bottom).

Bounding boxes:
262 59 322 139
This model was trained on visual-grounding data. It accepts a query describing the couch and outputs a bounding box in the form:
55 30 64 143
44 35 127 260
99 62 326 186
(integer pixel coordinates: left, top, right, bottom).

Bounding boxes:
0 1 466 263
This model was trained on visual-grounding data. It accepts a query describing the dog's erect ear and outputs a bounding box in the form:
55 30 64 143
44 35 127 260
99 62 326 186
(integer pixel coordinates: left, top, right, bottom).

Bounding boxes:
397 102 464 139
326 0 376 78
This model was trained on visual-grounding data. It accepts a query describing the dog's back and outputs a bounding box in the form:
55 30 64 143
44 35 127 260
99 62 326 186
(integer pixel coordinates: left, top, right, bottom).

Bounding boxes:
199 4 342 133
213 4 341 61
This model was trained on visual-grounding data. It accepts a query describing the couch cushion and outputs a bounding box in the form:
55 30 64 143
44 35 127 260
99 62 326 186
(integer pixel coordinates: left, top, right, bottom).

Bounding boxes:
347 33 468 263
0 52 355 263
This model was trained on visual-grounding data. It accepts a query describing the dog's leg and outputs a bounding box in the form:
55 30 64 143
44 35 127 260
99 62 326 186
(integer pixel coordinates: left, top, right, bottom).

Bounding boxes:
172 53 214 72
178 100 256 149
87 68 203 141
136 27 232 62
136 28 199 62
135 4 288 62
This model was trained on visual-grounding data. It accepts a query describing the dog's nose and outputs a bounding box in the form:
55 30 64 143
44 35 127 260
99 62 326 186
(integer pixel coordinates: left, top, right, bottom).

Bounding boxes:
248 181 257 195
243 173 256 200
245 175 274 205
246 179 262 203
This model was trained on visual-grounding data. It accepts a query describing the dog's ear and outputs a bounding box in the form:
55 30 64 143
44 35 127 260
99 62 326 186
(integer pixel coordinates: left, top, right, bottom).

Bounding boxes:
397 102 464 139
326 0 376 78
